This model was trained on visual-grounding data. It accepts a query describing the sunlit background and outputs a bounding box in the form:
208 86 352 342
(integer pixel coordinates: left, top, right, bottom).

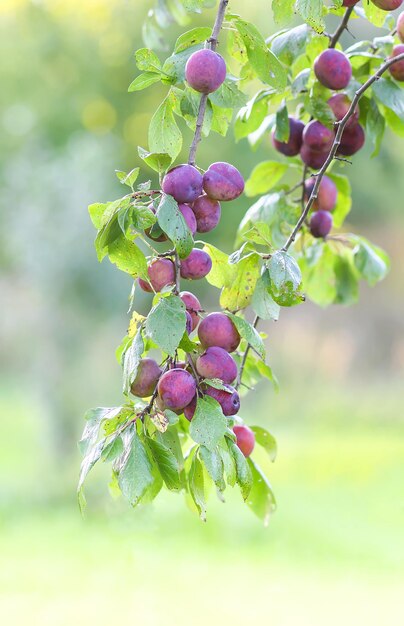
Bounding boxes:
1 1 404 624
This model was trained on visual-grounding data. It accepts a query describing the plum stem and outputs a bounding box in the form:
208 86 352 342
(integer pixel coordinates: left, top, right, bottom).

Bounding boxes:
188 0 229 166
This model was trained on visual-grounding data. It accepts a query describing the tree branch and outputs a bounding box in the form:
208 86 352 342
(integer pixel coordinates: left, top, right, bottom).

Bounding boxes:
329 6 355 49
235 314 259 390
282 52 404 253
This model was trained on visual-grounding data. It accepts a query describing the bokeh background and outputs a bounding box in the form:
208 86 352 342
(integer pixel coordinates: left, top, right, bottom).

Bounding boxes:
1 1 404 624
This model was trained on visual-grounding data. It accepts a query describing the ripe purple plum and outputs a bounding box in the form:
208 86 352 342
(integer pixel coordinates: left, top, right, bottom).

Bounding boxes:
157 369 197 411
130 359 162 398
179 291 202 331
328 93 359 128
162 164 203 204
342 0 359 5
196 346 238 384
185 49 226 94
191 195 221 233
205 384 240 416
140 258 175 293
314 49 352 90
389 45 404 82
179 203 197 235
370 0 403 10
180 249 212 280
302 120 335 152
398 12 404 43
338 123 365 156
300 145 329 169
203 162 244 201
233 425 255 458
310 210 333 238
304 175 337 212
138 277 153 293
183 395 197 421
198 312 240 353
185 311 193 335
272 117 305 157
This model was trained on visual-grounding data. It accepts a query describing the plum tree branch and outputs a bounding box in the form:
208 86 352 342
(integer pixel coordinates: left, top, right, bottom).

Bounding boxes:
282 51 404 253
188 0 229 166
235 314 259 390
329 6 355 49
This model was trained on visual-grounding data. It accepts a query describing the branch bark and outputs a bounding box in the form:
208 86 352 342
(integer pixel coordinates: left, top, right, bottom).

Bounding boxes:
329 6 355 49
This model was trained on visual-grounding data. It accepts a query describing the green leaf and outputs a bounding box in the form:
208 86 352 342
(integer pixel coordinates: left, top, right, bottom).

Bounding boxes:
246 458 276 525
291 68 311 97
174 27 211 53
373 78 404 124
274 102 290 143
101 436 124 463
156 427 185 471
163 44 203 83
128 72 162 92
271 24 308 65
245 161 288 197
271 0 296 24
122 327 144 395
188 454 206 521
237 192 299 250
305 93 336 128
138 147 172 173
267 251 304 307
145 294 186 356
295 0 325 33
327 172 352 228
251 271 281 321
148 91 182 160
78 407 122 456
227 440 252 500
251 426 277 462
220 253 260 311
203 244 236 289
225 313 266 360
89 202 109 229
107 233 148 278
117 425 154 506
146 437 182 491
77 439 105 512
300 242 338 307
234 94 269 141
156 193 193 258
135 48 162 71
366 98 385 158
199 446 225 493
209 79 247 109
115 168 140 188
218 440 237 487
362 1 388 28
189 396 227 451
334 252 359 306
352 236 390 287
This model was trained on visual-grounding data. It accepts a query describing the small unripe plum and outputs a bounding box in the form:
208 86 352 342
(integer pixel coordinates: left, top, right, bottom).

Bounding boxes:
162 164 203 204
157 369 197 411
338 123 365 156
179 291 202 330
130 359 162 398
370 0 403 10
191 195 221 233
300 145 329 169
342 0 359 6
203 162 244 201
328 93 359 128
310 210 333 238
183 395 197 421
205 384 240 416
314 49 352 90
180 248 212 280
198 312 240 353
185 311 193 335
389 44 404 82
196 346 238 384
304 175 337 212
272 117 305 157
398 12 404 43
185 49 226 94
302 120 335 152
146 258 176 292
233 424 255 458
179 203 197 235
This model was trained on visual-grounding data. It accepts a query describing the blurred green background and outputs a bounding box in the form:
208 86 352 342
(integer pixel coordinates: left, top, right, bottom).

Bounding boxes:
1 1 404 624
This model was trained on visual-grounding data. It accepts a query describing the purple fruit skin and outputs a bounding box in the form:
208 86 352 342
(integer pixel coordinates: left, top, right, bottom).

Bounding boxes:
338 123 365 156
184 395 197 421
203 162 244 201
138 277 153 293
179 291 202 330
157 369 197 411
389 44 404 82
180 249 212 280
198 312 240 353
185 311 193 335
162 164 203 204
191 195 221 233
371 0 403 10
342 0 359 6
205 384 240 416
304 175 337 212
130 359 162 398
233 425 255 457
196 346 238 384
272 117 305 157
310 210 333 238
300 145 329 169
314 49 352 90
303 120 335 152
328 93 359 129
398 12 404 43
185 49 227 94
178 203 197 235
147 258 176 292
